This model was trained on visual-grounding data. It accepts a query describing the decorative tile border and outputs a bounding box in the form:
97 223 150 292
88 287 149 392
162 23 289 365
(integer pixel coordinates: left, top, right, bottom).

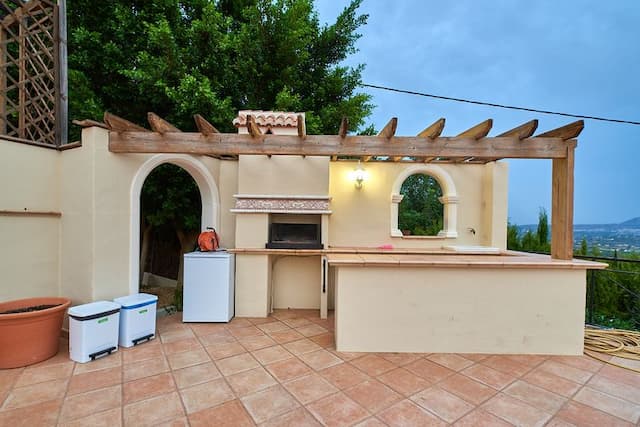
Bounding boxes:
231 195 331 214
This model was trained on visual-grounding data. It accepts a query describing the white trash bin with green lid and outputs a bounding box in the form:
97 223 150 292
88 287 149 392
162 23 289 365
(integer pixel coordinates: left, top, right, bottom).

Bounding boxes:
113 293 158 348
68 301 120 363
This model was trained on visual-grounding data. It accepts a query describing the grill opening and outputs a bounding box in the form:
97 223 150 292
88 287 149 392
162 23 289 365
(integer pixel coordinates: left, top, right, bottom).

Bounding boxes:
266 222 323 249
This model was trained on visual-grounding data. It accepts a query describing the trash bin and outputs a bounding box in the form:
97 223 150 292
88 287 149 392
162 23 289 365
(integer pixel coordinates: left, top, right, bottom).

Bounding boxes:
68 301 120 363
113 293 158 348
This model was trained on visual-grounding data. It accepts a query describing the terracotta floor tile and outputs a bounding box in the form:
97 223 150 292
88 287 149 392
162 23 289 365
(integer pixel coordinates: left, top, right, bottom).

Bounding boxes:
320 362 370 390
172 361 222 389
167 347 210 370
453 408 513 427
0 369 22 406
351 354 397 377
331 350 367 362
2 379 67 410
544 418 580 427
282 317 312 328
379 353 422 367
257 321 291 334
608 356 640 371
73 351 122 375
284 373 338 404
67 366 122 396
377 399 447 427
162 337 202 355
239 335 278 351
179 378 235 414
503 380 566 413
501 354 548 367
122 343 164 364
556 401 633 427
404 358 455 383
228 318 254 328
271 310 299 320
438 373 498 405
123 391 185 426
461 364 515 390
307 392 369 427
252 345 293 365
283 338 322 355
574 386 640 423
15 361 74 387
59 407 122 427
260 407 322 427
216 353 260 376
60 384 121 421
481 355 532 377
588 374 640 405
0 399 61 427
227 367 278 396
189 322 228 337
298 349 343 371
522 369 581 397
205 341 247 360
353 417 387 427
537 360 593 384
458 353 490 362
411 386 474 423
160 327 195 343
153 416 188 427
427 354 475 372
552 355 603 372
265 357 312 382
345 379 402 413
377 367 430 396
269 329 305 344
296 323 328 337
482 393 552 427
229 326 265 339
123 372 175 404
197 330 237 346
248 317 278 325
189 399 254 427
241 385 300 423
123 355 169 382
310 332 335 348
598 364 640 388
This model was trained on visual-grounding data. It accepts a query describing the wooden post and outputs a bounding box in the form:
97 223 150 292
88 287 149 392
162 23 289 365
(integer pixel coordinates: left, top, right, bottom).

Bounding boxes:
551 141 576 260
54 0 68 146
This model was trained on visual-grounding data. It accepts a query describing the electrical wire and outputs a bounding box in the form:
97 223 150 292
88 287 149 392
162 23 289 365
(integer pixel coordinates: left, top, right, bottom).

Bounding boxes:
361 83 640 126
584 327 640 373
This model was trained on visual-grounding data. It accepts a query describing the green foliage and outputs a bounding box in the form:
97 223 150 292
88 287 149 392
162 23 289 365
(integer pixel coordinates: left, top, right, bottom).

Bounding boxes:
506 208 550 253
398 174 443 236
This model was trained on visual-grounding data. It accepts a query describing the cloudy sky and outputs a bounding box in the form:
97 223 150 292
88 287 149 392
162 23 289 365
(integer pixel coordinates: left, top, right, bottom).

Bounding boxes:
316 0 640 225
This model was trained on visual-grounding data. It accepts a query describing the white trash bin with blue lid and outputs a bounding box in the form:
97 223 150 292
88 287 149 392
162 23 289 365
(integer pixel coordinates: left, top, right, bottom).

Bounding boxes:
68 301 120 363
113 293 158 348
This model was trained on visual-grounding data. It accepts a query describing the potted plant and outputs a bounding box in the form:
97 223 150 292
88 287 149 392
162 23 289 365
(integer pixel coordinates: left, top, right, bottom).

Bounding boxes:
0 297 71 368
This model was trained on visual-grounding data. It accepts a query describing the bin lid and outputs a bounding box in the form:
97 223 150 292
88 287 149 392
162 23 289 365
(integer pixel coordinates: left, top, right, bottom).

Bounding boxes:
68 300 120 320
114 293 158 309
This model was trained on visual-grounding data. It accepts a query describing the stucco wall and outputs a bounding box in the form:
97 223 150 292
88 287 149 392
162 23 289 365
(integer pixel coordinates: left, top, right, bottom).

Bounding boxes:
328 161 508 249
0 140 60 300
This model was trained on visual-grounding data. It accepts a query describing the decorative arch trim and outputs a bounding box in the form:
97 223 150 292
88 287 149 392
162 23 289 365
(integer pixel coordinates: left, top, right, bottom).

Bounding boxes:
129 154 220 294
390 165 458 238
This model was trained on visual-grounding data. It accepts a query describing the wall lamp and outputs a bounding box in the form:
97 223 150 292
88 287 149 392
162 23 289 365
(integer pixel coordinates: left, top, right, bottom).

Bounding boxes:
349 161 368 190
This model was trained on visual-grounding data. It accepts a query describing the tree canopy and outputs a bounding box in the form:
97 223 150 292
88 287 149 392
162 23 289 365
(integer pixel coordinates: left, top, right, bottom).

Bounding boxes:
398 174 444 236
67 0 373 137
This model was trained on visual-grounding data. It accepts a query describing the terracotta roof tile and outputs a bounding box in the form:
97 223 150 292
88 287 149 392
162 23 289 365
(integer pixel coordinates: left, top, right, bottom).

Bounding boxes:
233 110 302 128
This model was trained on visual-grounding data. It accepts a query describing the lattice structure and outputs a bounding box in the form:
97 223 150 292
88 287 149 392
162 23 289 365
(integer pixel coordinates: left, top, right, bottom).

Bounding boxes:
0 0 66 146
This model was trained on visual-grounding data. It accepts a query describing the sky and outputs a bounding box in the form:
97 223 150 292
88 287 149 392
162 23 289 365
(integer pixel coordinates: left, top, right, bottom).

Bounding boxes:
315 0 640 225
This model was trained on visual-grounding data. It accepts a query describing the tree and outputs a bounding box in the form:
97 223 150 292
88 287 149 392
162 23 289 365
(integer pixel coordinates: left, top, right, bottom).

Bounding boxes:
398 174 443 236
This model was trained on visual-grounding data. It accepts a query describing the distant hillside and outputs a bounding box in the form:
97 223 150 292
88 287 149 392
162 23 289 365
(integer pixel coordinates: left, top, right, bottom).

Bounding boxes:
620 217 640 226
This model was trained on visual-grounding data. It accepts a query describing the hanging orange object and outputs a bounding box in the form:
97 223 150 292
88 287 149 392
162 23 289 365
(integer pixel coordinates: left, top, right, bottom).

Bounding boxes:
197 228 220 252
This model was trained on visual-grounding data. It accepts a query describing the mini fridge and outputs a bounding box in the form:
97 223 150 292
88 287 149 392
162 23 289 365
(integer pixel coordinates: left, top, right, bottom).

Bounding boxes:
183 251 235 322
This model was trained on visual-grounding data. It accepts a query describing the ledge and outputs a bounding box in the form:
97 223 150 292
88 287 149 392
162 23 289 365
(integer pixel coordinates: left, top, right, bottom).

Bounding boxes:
0 210 62 217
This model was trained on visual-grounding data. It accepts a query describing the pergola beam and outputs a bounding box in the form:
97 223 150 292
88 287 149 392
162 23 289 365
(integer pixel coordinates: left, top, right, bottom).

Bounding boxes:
109 132 573 160
297 114 306 139
148 112 181 134
418 118 445 139
535 120 584 140
457 119 493 140
497 119 538 140
246 114 262 137
104 112 149 132
194 114 219 135
379 117 398 139
338 117 349 138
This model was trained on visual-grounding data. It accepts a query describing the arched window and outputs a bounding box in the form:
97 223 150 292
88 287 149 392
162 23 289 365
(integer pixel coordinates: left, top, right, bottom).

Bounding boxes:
390 165 458 238
398 174 443 236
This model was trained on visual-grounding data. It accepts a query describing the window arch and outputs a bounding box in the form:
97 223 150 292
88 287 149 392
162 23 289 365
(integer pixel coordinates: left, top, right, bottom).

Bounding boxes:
398 174 443 236
390 165 458 238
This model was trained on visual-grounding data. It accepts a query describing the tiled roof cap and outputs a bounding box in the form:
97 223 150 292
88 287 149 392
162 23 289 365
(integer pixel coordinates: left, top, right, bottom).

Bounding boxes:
233 110 303 128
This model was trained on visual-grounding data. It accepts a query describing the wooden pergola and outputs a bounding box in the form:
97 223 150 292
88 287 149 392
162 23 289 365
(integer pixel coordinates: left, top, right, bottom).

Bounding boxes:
86 112 583 261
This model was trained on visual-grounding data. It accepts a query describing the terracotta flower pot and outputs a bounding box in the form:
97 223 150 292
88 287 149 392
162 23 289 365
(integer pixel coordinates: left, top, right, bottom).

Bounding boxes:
0 297 71 368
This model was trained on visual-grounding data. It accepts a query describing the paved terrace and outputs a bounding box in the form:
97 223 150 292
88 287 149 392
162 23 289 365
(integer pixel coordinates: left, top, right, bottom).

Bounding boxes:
1 309 640 426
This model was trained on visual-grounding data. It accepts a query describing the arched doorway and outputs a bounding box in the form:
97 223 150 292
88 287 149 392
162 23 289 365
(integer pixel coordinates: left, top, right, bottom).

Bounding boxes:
129 154 220 296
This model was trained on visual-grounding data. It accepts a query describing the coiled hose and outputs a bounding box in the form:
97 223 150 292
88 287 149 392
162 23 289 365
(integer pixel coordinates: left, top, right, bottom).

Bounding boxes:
584 326 640 373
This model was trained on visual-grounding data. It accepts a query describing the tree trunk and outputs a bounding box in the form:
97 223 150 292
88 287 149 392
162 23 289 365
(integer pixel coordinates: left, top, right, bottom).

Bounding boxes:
175 228 200 287
139 223 153 285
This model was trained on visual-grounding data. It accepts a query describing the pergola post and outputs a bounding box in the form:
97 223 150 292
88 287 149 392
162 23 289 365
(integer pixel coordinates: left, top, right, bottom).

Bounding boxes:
551 141 576 260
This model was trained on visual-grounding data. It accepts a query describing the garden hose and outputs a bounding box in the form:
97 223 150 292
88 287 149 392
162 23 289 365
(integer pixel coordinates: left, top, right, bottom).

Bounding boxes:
584 326 640 373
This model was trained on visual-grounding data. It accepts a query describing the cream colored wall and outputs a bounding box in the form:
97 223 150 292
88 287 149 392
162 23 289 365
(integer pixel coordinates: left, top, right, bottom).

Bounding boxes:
334 266 585 354
238 155 329 196
235 214 269 248
0 140 61 300
235 254 271 317
219 161 238 248
328 161 508 249
272 256 320 309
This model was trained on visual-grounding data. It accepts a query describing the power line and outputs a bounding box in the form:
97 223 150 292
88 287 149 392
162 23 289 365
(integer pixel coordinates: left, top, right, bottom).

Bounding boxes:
361 83 640 126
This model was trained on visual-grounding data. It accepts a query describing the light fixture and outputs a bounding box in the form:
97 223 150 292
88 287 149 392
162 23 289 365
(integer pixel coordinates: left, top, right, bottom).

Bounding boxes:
349 161 367 189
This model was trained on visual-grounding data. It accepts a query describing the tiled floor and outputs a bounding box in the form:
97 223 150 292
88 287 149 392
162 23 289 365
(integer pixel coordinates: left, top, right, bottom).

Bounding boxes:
2 309 640 426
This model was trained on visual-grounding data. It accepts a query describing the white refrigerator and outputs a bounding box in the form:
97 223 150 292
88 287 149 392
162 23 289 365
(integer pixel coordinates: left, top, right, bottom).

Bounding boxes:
183 251 235 322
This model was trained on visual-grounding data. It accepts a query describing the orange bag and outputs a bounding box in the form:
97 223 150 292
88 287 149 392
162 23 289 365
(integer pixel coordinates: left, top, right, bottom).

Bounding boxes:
197 228 220 252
